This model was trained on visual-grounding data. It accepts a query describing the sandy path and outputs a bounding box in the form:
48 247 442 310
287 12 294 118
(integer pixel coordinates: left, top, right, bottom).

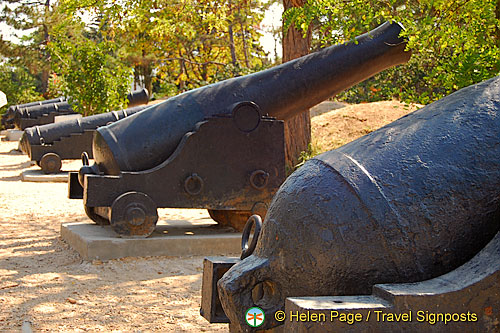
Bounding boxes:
0 140 228 332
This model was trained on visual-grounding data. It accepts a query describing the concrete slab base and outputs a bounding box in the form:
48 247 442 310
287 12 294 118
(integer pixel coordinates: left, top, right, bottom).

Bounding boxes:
1 129 23 141
21 169 68 182
61 220 242 260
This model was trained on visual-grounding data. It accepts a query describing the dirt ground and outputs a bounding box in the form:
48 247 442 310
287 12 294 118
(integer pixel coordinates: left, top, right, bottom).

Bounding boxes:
0 100 420 332
312 100 421 152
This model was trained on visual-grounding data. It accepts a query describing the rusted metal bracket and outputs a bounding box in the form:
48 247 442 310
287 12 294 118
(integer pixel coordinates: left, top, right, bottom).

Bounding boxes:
200 257 240 323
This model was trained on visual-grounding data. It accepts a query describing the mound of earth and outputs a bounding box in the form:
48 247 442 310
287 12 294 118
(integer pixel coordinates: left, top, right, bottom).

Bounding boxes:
311 100 422 152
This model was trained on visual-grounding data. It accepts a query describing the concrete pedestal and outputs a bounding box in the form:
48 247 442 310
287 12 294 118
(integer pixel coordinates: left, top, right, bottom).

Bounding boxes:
21 169 68 182
1 129 23 141
61 220 242 260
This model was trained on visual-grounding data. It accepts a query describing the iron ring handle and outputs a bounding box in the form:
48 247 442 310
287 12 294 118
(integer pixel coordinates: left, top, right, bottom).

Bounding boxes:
81 152 89 166
184 173 204 195
240 214 262 260
250 170 269 190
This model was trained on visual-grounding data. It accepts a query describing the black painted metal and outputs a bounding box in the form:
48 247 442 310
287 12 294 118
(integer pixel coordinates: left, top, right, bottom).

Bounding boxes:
14 102 76 130
17 111 77 130
16 102 73 119
201 257 240 323
73 21 411 237
1 97 66 129
126 88 149 107
19 105 148 173
285 231 500 332
217 76 500 331
9 89 148 130
91 21 411 175
76 114 286 237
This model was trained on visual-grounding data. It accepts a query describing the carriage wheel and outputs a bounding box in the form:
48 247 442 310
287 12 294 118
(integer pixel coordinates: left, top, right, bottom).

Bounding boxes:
110 192 158 237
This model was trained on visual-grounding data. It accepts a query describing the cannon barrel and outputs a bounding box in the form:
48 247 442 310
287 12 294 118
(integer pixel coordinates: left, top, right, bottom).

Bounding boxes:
8 97 66 115
14 89 148 122
126 88 149 107
13 102 74 129
217 76 500 331
11 97 65 110
4 97 66 121
91 21 410 175
16 101 73 119
2 97 66 129
12 89 149 130
21 105 149 150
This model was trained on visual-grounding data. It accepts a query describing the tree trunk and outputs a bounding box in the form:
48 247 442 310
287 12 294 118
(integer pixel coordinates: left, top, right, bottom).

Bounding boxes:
41 0 51 94
282 0 312 172
496 0 500 43
228 0 238 66
141 49 153 98
238 6 250 67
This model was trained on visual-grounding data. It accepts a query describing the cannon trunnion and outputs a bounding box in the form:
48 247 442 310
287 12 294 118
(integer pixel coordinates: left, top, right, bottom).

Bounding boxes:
69 109 285 237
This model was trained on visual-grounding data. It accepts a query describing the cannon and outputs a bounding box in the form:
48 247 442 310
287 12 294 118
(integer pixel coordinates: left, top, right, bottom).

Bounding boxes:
208 75 500 331
20 105 149 174
1 97 66 129
69 21 411 237
14 101 76 130
11 88 149 130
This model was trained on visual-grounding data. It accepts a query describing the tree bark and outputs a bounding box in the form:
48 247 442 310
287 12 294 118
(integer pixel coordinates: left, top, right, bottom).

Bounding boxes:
41 0 51 94
228 0 238 66
496 0 500 43
282 0 312 172
238 6 250 67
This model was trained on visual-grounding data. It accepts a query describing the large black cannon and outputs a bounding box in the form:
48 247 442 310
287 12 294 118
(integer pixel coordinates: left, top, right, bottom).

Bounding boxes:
11 88 149 130
20 105 149 174
1 97 66 129
69 21 411 237
209 76 500 331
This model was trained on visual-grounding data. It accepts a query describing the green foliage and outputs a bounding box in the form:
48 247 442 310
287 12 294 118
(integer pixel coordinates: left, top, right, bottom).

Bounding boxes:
284 0 500 104
50 38 132 116
104 0 271 97
293 142 322 172
2 0 272 110
0 63 42 117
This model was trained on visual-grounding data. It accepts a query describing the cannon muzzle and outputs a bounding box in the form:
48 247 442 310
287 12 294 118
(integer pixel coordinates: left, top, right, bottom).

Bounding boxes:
92 21 411 175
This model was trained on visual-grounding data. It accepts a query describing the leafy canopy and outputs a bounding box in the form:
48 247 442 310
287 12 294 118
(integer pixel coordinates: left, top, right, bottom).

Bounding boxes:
284 0 500 104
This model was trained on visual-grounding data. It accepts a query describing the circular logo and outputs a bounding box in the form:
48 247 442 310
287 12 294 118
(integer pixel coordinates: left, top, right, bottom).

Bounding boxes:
245 307 265 327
